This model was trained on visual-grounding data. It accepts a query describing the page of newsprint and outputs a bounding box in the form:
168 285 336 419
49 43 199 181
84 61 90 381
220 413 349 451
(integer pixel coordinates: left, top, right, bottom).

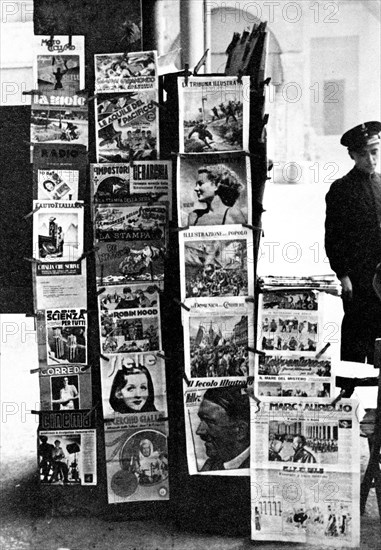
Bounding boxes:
94 51 158 94
184 381 251 476
102 352 169 503
38 410 97 487
250 398 360 547
33 261 87 311
179 224 254 307
94 204 168 286
177 153 251 227
178 76 250 154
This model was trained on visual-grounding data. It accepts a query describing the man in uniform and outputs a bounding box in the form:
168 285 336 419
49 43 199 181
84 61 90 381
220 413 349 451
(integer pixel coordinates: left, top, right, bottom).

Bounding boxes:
325 121 381 363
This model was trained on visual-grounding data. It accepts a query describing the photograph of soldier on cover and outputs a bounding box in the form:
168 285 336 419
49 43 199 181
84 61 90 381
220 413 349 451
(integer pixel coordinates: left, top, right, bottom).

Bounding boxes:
184 239 248 299
31 103 88 147
179 77 248 153
268 421 338 464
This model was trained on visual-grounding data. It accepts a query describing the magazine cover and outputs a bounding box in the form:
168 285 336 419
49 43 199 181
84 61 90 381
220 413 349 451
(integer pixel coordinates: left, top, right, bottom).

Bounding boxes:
34 262 87 310
34 167 79 201
179 224 253 305
100 307 161 355
184 384 250 475
32 201 84 275
183 300 254 380
178 76 250 153
38 429 97 486
91 161 172 217
177 153 251 227
100 353 167 420
39 367 92 411
105 423 169 503
44 308 87 365
94 51 158 93
33 35 85 99
95 91 159 162
31 97 88 151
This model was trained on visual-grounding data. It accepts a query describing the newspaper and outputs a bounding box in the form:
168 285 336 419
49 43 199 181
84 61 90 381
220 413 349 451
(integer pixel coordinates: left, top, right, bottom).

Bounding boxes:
184 383 250 475
33 35 85 99
177 153 251 227
179 225 254 306
38 428 97 486
105 422 169 503
258 292 320 355
94 203 168 286
256 289 334 397
32 201 84 275
90 162 172 217
101 351 169 503
94 51 158 93
95 91 159 162
250 398 360 547
178 76 250 153
257 355 332 399
100 353 167 420
33 261 87 310
183 299 254 380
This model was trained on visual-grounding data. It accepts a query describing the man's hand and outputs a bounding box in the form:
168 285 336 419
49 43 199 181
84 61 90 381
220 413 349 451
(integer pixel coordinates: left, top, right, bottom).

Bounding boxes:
340 275 353 301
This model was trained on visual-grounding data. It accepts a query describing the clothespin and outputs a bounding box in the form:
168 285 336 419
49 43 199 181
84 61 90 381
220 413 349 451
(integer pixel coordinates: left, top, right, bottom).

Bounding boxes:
183 63 191 86
242 223 264 235
245 296 255 303
68 29 72 48
193 49 209 75
30 367 40 374
261 77 271 87
170 225 189 233
173 297 190 312
24 257 42 265
237 69 244 84
78 247 98 262
151 100 169 114
31 410 42 415
315 342 330 359
22 90 42 97
247 347 265 356
183 372 191 386
24 205 41 220
97 287 106 296
100 354 110 362
331 389 346 407
156 351 170 361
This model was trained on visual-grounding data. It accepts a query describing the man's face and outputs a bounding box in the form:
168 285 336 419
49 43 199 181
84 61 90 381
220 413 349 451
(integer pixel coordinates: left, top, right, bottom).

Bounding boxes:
141 443 151 457
196 398 239 463
350 143 380 174
292 437 303 452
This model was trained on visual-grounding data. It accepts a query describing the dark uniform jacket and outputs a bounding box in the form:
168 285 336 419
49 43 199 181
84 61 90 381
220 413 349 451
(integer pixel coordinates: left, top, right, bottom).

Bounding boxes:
325 167 381 288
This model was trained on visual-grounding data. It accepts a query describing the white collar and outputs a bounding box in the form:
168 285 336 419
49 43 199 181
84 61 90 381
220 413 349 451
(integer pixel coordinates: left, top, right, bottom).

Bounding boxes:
223 446 250 470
